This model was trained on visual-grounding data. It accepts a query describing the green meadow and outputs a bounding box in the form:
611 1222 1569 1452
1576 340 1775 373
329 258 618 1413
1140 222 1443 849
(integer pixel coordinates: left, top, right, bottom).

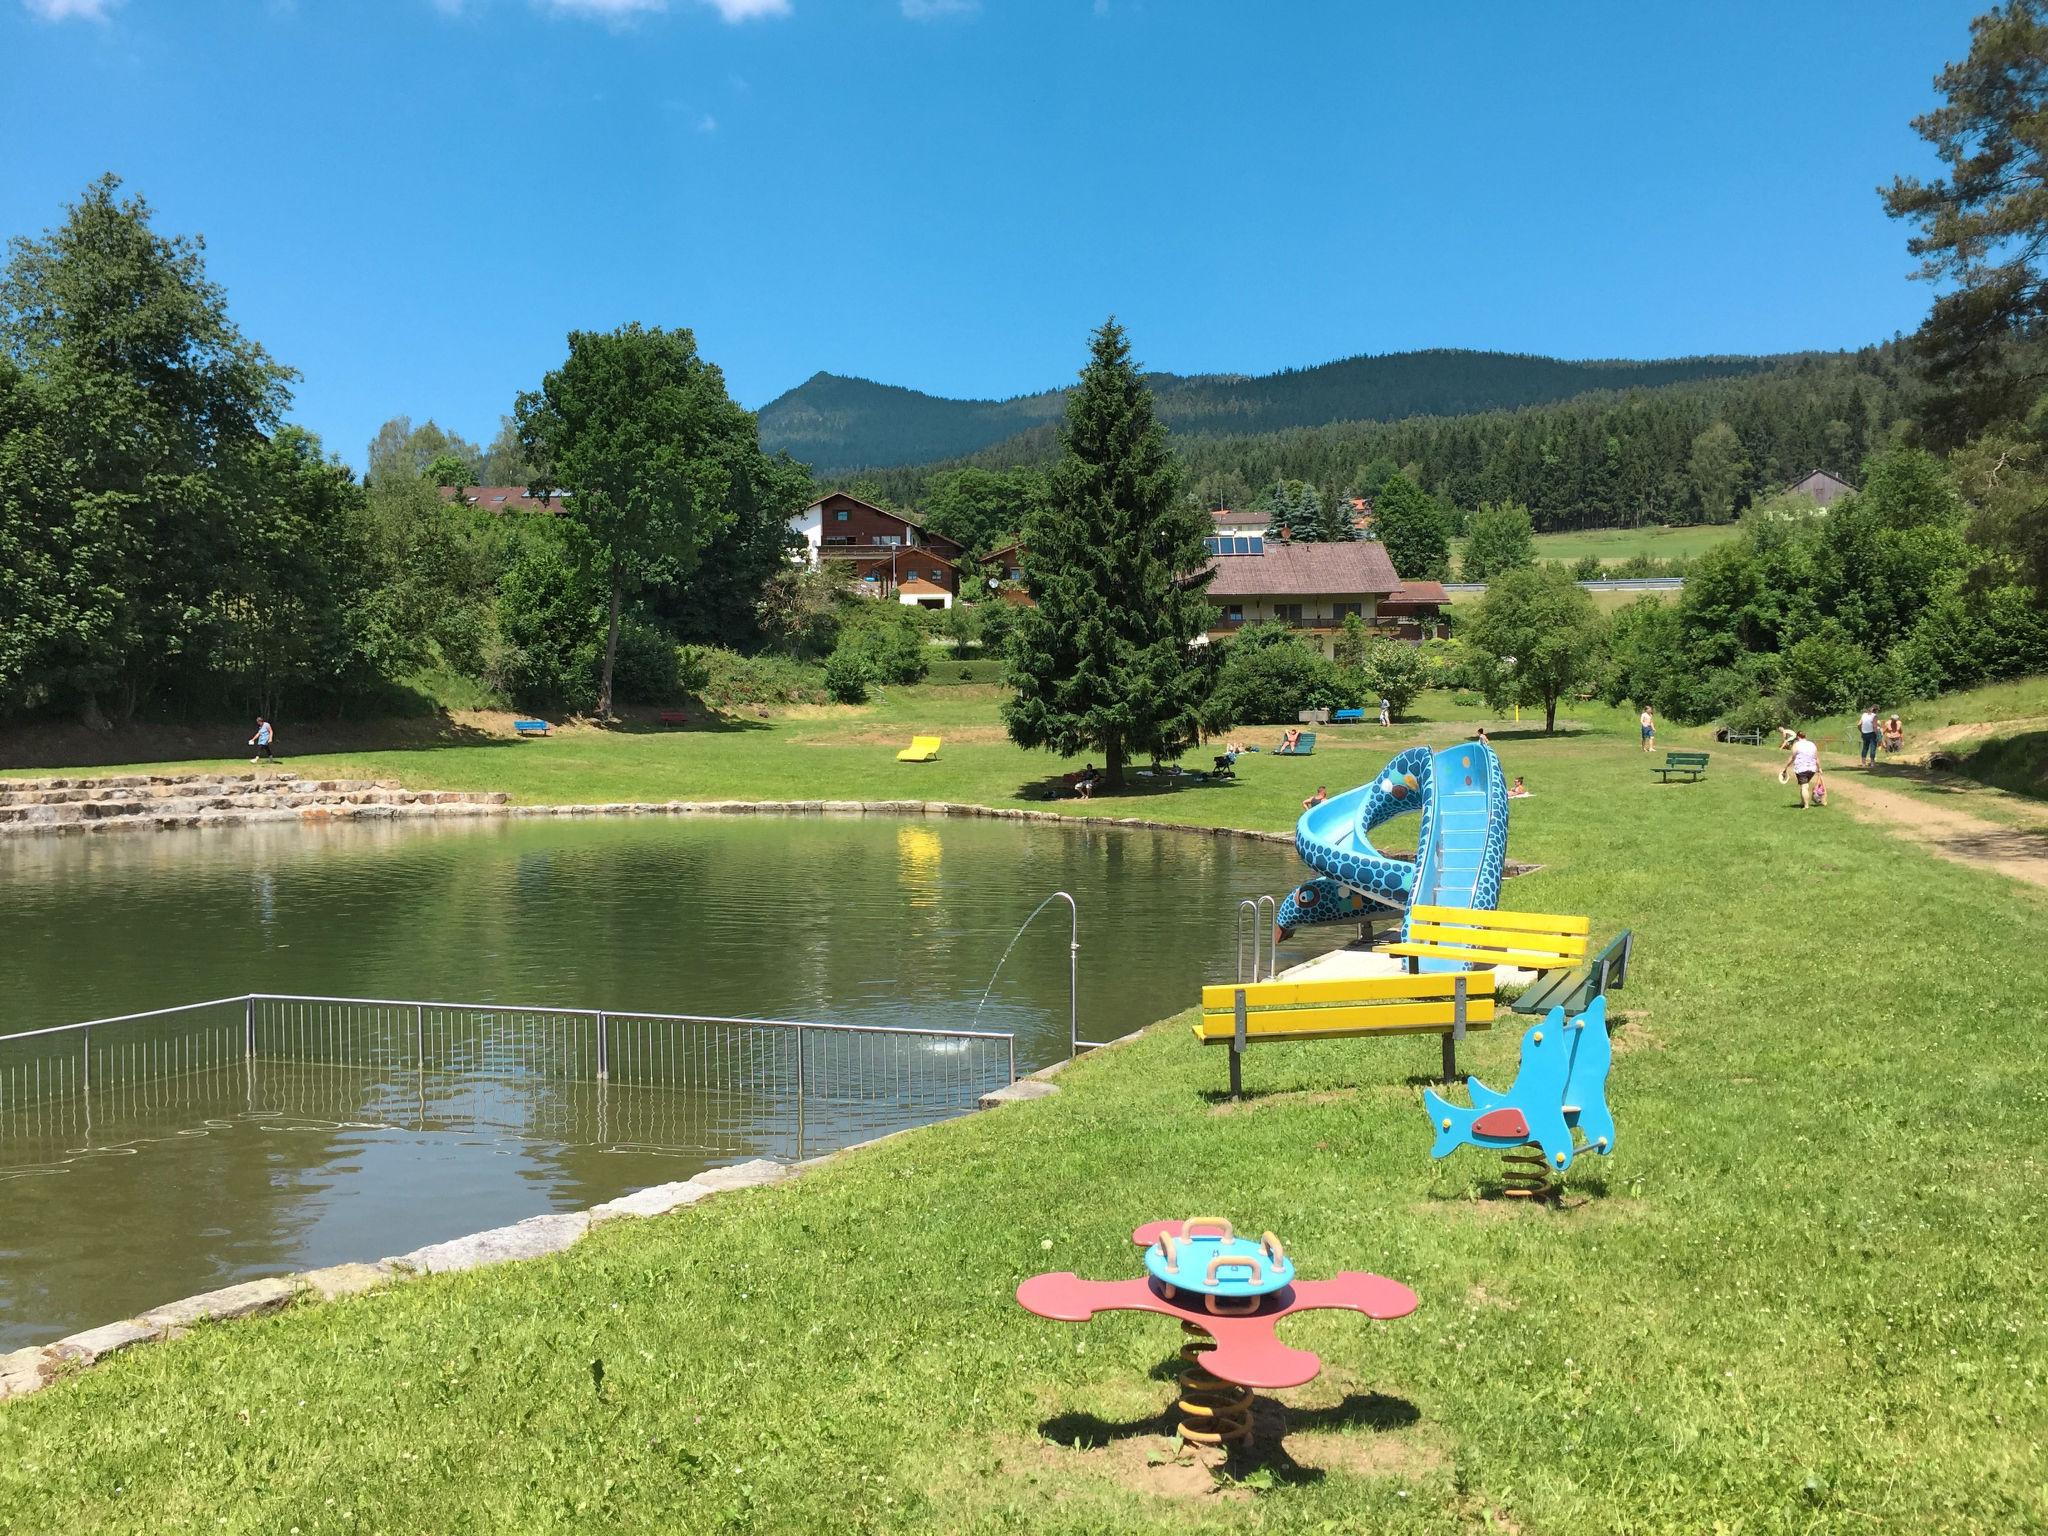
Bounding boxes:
2 691 2044 1533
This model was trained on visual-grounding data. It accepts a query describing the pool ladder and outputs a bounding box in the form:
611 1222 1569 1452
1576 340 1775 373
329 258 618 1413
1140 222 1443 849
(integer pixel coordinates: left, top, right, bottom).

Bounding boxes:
1235 896 1278 983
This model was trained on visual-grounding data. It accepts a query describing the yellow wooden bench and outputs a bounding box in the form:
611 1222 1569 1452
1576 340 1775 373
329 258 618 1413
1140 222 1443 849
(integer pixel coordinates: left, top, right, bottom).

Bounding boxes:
1377 904 1590 974
896 736 942 763
1195 970 1497 1096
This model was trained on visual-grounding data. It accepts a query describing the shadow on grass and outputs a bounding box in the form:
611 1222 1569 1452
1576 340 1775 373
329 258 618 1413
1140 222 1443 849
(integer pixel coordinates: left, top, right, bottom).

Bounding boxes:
1013 772 1246 806
1039 1391 1422 1486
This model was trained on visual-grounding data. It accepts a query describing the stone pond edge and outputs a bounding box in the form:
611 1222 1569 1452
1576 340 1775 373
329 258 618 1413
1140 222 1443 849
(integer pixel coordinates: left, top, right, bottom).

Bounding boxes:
0 790 1298 844
0 1023 1143 1407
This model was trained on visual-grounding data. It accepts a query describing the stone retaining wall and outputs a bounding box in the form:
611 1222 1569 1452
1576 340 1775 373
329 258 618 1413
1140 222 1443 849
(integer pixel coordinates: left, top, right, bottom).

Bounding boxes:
0 774 1295 844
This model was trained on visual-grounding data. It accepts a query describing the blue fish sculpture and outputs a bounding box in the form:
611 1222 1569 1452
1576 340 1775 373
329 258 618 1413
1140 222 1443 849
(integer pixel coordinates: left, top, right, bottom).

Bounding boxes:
1422 996 1615 1174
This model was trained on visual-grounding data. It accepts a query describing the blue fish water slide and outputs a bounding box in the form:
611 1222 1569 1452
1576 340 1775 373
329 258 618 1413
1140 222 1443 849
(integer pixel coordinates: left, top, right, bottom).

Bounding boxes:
1274 741 1509 942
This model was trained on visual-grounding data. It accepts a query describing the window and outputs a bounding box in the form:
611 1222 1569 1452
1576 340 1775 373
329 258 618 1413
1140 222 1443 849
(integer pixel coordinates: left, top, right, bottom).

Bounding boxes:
1007 567 1023 582
824 535 855 547
834 509 850 522
1275 603 1304 625
1333 602 1364 620
876 535 903 547
1223 605 1245 625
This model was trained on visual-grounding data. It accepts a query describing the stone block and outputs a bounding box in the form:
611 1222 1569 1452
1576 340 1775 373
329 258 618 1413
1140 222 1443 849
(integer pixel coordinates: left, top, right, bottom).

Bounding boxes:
392 1211 590 1275
688 1158 791 1193
977 1079 1061 1110
297 1262 396 1302
587 1181 716 1223
141 1276 301 1332
50 1319 162 1366
0 1347 52 1401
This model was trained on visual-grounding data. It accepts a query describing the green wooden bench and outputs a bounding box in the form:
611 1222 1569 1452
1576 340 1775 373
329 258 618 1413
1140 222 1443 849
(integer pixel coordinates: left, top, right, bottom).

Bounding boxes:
1509 929 1635 1016
1275 732 1317 757
1654 751 1708 783
1195 970 1497 1096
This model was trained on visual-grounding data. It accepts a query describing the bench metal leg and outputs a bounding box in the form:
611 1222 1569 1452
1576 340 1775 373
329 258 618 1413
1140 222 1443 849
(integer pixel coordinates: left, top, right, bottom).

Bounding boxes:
1229 1046 1242 1100
1441 1033 1456 1082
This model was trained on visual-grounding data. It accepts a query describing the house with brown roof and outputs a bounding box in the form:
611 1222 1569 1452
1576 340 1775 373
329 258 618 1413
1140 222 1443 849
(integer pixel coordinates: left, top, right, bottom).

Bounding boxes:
1785 469 1856 507
790 490 968 598
1202 538 1445 654
438 485 567 513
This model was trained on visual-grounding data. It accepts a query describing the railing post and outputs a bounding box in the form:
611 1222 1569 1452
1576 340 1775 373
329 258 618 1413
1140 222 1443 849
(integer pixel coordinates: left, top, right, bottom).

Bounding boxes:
81 1025 90 1098
793 1027 806 1160
1445 974 1467 1082
1067 897 1079 1064
414 1003 425 1071
596 1011 609 1081
1231 986 1247 1100
244 996 255 1061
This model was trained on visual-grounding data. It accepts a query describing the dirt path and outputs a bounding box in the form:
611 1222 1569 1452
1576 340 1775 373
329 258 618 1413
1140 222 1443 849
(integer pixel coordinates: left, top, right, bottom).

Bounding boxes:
1743 756 2048 890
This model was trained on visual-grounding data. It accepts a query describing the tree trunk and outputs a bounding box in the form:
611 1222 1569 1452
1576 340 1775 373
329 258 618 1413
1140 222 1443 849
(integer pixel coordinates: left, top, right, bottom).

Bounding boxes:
79 695 111 733
597 567 624 724
1105 739 1125 789
1544 693 1557 734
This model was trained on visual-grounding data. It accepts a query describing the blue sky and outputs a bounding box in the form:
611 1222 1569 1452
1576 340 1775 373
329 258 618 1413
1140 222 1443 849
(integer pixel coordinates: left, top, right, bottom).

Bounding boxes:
5 0 1982 473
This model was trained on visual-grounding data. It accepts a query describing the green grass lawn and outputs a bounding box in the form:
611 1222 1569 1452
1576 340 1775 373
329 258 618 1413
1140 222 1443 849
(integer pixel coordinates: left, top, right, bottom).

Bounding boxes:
3 694 2046 1532
1526 525 1735 566
0 685 1639 830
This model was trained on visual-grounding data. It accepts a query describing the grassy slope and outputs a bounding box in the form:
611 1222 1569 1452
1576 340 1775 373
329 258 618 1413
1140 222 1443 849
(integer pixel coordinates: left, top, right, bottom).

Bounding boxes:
3 697 2046 1532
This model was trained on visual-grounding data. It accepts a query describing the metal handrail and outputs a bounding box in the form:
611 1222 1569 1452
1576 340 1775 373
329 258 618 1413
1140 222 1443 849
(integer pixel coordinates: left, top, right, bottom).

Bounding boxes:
0 996 250 1043
1236 896 1278 983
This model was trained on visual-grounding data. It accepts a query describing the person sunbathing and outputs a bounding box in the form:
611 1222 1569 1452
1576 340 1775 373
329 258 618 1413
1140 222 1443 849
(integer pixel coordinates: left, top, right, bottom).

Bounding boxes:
1508 776 1530 799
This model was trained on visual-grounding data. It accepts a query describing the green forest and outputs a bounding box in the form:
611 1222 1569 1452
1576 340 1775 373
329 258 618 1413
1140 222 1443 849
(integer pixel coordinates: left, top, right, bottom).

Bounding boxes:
757 351 1790 473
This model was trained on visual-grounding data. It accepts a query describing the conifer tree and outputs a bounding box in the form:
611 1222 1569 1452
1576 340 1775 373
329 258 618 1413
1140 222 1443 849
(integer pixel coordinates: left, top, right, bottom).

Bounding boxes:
1004 320 1216 788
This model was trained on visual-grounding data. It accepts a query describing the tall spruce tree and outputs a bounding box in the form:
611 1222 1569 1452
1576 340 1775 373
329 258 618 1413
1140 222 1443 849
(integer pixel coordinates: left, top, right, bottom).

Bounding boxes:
1004 320 1216 788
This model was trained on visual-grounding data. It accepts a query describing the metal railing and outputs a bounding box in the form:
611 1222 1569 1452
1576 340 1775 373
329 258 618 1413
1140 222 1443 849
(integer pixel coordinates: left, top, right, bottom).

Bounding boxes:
0 992 1015 1166
1237 896 1279 983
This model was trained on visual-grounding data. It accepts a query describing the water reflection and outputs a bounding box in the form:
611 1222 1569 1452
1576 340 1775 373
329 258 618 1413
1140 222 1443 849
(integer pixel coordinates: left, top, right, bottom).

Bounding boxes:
0 813 1327 1347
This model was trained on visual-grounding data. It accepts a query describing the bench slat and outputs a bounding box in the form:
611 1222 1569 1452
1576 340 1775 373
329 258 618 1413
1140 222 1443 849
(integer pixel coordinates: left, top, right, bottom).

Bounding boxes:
1198 971 1496 1012
1406 904 1591 937
1400 923 1587 959
1194 997 1497 1041
1378 941 1583 970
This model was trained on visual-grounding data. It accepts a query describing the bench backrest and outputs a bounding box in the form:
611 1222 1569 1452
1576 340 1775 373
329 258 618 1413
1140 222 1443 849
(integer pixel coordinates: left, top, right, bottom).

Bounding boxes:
1280 732 1317 753
910 736 941 750
1197 970 1496 1043
1401 903 1590 967
1664 752 1709 766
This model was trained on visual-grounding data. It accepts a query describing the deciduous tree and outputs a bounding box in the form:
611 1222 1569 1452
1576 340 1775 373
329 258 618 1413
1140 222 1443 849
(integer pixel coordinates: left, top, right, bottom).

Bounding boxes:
1463 564 1601 732
1369 472 1451 580
516 324 757 720
1461 499 1536 579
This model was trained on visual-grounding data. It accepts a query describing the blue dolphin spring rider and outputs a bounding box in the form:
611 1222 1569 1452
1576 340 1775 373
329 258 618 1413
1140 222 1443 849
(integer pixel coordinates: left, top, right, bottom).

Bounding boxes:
1422 994 1615 1198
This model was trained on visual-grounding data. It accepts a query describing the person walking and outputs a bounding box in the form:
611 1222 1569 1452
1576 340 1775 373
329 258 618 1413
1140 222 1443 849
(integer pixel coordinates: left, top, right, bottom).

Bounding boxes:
1639 706 1656 752
1377 696 1391 727
1782 727 1821 809
1857 706 1879 768
248 717 274 763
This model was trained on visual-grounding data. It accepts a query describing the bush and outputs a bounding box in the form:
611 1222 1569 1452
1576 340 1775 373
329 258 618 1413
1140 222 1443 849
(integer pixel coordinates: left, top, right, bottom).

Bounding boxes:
1351 637 1429 720
1572 554 1603 580
838 608 931 685
1721 694 1781 739
1781 622 1875 718
680 647 826 709
822 649 873 704
1206 631 1343 726
607 618 681 705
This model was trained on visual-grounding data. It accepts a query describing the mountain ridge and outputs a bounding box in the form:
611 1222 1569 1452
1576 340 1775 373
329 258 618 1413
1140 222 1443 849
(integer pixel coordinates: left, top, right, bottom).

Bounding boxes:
756 347 1821 474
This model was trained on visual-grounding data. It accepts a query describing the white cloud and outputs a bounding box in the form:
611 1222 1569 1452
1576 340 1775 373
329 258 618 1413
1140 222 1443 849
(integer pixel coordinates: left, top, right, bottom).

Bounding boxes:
902 0 977 17
22 0 120 20
699 0 789 19
696 112 718 132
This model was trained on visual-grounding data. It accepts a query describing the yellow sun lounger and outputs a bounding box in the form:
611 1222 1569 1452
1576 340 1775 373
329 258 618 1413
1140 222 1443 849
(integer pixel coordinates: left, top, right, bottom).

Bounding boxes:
897 736 942 762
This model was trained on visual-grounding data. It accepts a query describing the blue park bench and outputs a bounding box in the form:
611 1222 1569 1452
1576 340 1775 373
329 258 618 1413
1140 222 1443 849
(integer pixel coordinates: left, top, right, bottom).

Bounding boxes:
1331 708 1364 724
514 719 551 737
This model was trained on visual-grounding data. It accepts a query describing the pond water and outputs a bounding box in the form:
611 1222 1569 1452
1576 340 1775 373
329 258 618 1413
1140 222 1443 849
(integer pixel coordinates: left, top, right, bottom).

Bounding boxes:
0 813 1328 1347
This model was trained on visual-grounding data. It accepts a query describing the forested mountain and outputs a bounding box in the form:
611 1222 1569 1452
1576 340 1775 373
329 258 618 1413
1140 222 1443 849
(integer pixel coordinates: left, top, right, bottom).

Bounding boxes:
760 349 1798 473
862 349 1918 533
